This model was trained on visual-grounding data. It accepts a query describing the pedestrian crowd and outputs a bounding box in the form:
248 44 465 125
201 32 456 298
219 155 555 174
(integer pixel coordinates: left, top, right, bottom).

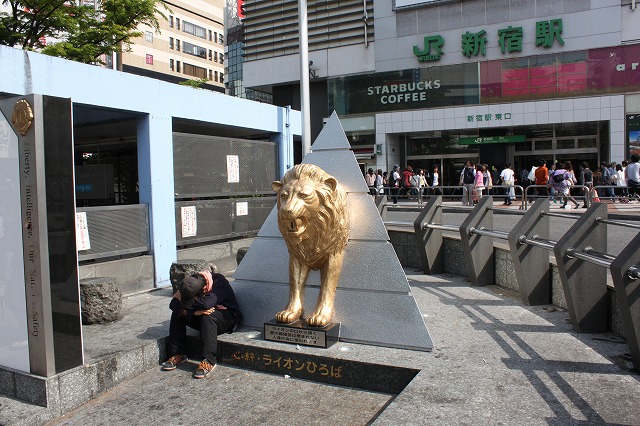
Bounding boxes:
365 164 441 204
363 153 640 208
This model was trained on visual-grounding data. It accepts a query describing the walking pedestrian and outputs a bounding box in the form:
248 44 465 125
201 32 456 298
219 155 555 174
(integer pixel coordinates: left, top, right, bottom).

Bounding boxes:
500 163 515 205
375 169 384 195
577 162 593 208
429 164 441 196
550 161 579 209
389 165 401 204
625 154 640 201
473 165 485 204
614 163 629 202
365 168 377 195
534 159 549 197
459 160 476 206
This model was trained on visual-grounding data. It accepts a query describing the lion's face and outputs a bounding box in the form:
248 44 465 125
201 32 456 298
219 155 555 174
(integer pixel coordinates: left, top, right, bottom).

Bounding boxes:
274 177 322 237
272 164 348 266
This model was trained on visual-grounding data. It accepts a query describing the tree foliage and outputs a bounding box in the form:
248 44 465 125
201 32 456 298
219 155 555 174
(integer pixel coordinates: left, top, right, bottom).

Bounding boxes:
0 0 167 64
179 77 208 89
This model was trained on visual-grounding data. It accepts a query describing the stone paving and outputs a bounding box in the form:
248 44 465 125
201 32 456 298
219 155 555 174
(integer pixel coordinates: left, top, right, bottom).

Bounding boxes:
1 271 639 425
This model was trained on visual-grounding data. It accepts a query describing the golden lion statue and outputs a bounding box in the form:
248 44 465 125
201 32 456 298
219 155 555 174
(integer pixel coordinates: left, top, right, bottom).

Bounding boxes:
271 164 349 327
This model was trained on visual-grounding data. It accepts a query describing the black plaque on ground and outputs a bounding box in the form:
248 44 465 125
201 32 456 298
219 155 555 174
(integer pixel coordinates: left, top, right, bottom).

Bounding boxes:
264 319 340 348
219 341 419 394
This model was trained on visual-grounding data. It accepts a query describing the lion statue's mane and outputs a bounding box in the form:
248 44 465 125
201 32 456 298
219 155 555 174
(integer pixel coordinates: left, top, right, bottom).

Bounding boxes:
271 163 350 326
276 164 349 269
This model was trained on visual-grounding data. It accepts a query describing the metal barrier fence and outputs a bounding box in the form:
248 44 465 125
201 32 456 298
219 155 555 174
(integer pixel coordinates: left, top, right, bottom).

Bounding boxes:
76 204 150 261
399 195 640 371
381 185 468 204
523 184 640 209
592 185 640 203
175 196 275 246
524 184 590 210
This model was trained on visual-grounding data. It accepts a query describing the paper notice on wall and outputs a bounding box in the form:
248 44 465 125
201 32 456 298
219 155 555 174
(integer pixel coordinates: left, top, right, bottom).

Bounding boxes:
0 120 10 158
181 206 197 238
236 201 249 216
75 212 91 251
227 155 240 183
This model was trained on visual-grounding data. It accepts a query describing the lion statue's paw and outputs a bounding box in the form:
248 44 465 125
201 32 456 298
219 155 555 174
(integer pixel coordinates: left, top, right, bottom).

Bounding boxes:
276 309 303 324
306 308 332 327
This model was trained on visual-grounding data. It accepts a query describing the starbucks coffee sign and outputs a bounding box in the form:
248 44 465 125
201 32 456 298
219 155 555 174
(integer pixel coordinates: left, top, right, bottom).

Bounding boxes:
367 80 441 105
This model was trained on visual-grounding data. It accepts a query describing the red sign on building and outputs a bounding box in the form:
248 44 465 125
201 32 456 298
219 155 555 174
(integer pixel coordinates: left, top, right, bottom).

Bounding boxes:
146 54 153 65
238 0 245 18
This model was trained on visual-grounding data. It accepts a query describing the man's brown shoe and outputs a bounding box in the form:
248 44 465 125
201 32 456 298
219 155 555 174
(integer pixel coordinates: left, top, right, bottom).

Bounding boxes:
193 359 216 379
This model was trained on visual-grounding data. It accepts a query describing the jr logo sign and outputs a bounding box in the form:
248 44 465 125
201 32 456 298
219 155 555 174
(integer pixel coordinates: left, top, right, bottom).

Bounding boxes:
413 35 444 62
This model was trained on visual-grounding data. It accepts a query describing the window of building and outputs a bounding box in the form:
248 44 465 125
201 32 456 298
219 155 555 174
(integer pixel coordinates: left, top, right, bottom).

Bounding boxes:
169 37 174 49
209 30 212 41
170 59 174 71
182 41 206 59
208 50 212 60
209 69 213 80
213 32 217 43
176 61 181 73
219 34 223 44
176 39 180 51
145 54 153 65
214 51 218 62
220 73 224 83
145 31 153 42
214 71 218 82
176 18 180 30
182 20 206 38
220 53 224 64
184 63 207 79
169 16 173 28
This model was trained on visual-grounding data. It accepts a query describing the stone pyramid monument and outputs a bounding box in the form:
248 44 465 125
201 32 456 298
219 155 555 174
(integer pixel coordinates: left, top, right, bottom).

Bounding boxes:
232 112 433 351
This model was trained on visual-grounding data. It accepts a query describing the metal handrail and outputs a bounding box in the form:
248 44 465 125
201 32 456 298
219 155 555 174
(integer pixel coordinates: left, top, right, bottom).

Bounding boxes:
596 217 640 230
469 227 509 240
566 247 612 268
524 185 551 209
425 223 459 231
593 185 631 202
517 235 557 250
496 184 526 210
382 185 468 200
541 211 580 219
524 184 590 211
383 220 414 228
564 246 640 280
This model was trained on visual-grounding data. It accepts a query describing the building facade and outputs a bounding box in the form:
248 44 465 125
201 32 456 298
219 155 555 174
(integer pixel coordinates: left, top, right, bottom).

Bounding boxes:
120 0 227 92
224 0 273 101
242 0 640 183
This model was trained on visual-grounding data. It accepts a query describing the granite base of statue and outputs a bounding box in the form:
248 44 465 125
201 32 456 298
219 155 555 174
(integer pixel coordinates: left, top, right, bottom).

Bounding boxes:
264 319 340 349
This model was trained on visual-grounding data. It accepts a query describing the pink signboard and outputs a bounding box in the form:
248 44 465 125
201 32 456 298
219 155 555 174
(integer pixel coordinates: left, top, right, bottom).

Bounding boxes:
587 44 640 90
480 44 640 102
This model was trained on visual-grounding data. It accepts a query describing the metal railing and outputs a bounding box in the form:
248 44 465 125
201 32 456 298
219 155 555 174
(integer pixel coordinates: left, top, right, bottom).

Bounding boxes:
388 195 640 371
76 204 150 261
523 184 590 210
382 185 468 204
592 185 638 203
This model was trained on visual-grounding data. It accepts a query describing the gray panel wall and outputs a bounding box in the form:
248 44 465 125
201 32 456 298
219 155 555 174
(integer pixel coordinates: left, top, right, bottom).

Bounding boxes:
76 205 150 261
374 0 622 72
173 133 277 198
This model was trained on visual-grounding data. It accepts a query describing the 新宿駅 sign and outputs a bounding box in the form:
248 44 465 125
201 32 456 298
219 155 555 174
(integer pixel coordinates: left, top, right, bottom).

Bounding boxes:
413 18 565 63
